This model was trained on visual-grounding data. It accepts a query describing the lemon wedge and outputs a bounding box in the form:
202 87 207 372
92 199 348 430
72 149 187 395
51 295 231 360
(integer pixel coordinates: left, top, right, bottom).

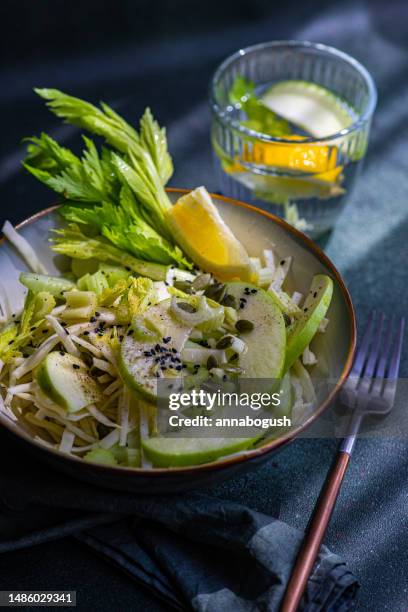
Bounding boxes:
167 187 255 282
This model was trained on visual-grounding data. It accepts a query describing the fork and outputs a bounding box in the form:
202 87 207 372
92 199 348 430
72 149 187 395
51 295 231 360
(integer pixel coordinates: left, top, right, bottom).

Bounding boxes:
281 312 405 612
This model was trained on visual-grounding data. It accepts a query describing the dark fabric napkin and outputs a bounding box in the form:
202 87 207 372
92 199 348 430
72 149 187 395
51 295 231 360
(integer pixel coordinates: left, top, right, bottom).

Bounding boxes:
0 431 358 611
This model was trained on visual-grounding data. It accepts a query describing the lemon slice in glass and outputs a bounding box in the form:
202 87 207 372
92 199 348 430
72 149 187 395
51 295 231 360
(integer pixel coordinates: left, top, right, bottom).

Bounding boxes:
167 187 255 282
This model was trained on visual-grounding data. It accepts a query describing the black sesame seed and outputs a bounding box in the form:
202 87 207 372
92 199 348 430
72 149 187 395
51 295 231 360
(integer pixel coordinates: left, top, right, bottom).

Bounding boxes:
95 312 100 317
83 331 90 336
90 317 97 323
171 348 177 353
313 292 318 298
42 330 47 334
175 365 182 371
251 289 257 294
59 351 65 356
127 329 134 336
125 267 131 271
72 364 80 370
162 336 171 344
280 260 285 265
222 374 227 381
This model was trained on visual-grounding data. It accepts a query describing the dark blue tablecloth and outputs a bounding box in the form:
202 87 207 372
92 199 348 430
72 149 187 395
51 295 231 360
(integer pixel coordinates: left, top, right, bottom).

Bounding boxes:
1 1 407 610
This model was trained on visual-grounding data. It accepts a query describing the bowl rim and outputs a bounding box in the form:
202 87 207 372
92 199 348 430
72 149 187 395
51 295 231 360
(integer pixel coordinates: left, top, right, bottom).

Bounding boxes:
0 188 356 476
210 39 378 144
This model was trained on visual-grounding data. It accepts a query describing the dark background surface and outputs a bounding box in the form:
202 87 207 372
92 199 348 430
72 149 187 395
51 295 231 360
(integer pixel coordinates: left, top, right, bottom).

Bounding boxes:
1 0 408 610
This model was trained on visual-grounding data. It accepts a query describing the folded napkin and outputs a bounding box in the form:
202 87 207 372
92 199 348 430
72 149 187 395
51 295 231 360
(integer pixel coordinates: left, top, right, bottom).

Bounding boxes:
0 431 358 611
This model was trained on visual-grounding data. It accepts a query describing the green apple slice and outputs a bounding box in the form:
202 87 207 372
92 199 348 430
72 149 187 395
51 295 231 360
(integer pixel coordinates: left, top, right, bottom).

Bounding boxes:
142 436 255 467
225 282 286 379
119 300 191 401
36 352 102 413
261 80 354 138
284 274 333 372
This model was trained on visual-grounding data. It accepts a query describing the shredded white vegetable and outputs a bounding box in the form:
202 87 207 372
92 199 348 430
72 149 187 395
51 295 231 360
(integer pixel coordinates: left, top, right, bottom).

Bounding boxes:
45 315 80 357
51 305 67 316
71 335 103 357
119 389 129 447
271 256 292 290
2 220 48 274
250 257 262 272
302 346 317 366
88 403 119 428
292 360 316 404
13 392 36 401
263 249 276 272
291 291 304 306
59 429 75 453
92 358 117 376
99 427 121 449
103 379 121 396
7 383 34 394
154 281 171 302
0 282 12 322
258 267 274 287
165 268 175 286
318 317 329 333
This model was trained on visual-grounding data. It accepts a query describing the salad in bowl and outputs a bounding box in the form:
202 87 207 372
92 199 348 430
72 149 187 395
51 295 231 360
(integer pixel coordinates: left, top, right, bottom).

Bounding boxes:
0 90 337 471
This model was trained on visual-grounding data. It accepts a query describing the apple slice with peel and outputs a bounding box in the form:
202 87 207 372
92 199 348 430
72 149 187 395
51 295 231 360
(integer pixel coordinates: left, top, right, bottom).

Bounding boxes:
284 274 333 372
142 436 255 467
36 352 102 413
225 281 286 379
119 299 192 401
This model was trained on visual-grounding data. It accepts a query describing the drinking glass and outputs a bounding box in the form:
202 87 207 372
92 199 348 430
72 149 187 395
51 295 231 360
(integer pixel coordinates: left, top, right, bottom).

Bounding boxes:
210 41 377 238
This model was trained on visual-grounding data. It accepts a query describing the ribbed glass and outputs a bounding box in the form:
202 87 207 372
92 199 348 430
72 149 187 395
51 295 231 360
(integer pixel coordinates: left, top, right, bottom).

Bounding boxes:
210 41 377 238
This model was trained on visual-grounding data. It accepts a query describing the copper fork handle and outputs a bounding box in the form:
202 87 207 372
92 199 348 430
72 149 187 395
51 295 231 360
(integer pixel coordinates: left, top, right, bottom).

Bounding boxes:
280 451 351 612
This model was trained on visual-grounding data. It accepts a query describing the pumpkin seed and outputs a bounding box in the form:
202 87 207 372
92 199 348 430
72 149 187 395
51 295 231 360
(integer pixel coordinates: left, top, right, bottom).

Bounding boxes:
221 294 237 309
216 335 233 349
235 319 254 333
205 283 226 303
177 302 196 313
174 280 193 293
192 273 212 291
206 355 218 370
